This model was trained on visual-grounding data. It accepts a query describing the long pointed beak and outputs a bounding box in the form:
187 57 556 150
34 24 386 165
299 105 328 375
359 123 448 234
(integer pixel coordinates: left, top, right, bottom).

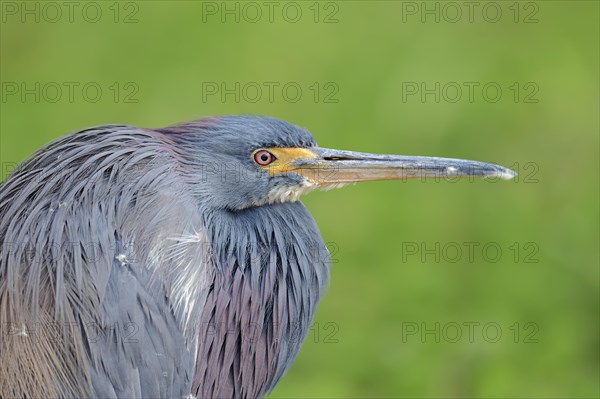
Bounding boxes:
292 148 516 185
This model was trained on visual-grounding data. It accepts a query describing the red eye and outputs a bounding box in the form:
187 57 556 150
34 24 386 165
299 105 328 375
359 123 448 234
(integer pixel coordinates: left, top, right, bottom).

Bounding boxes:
254 150 276 166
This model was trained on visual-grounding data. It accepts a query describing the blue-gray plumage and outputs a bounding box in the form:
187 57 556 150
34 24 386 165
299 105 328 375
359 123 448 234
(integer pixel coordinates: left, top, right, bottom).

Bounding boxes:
0 115 515 398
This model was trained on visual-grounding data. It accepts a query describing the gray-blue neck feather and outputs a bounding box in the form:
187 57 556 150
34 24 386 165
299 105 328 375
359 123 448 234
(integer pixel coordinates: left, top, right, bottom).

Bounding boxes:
193 202 330 397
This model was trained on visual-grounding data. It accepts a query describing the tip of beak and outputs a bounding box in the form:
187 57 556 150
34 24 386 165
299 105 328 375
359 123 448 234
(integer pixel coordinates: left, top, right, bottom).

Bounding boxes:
488 167 517 181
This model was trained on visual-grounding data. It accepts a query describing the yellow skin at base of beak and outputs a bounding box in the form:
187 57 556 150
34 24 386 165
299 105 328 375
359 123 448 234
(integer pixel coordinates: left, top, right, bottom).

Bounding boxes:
253 147 318 176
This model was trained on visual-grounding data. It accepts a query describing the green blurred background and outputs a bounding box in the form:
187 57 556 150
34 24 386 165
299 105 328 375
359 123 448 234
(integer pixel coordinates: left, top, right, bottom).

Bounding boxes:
1 1 598 397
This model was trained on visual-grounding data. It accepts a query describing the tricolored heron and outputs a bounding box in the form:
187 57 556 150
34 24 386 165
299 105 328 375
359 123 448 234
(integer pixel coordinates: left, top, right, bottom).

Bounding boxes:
0 116 515 398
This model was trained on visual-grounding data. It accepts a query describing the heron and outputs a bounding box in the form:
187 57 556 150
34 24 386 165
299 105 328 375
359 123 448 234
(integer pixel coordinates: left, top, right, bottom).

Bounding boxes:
0 115 515 398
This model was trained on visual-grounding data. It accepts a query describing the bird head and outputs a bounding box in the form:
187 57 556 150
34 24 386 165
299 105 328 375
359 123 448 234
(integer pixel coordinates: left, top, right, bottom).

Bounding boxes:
158 115 515 211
